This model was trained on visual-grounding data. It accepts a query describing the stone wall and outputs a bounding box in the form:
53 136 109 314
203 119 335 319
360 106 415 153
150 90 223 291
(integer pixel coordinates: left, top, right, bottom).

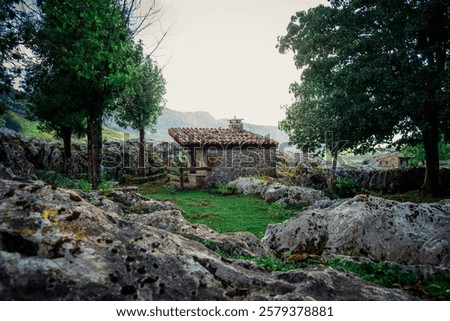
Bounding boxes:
291 166 450 193
204 146 277 185
0 128 183 180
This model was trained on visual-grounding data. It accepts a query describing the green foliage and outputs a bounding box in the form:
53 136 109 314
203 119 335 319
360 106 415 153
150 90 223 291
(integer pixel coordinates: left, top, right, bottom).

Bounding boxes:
423 272 450 300
401 140 450 166
0 0 24 98
98 180 114 194
211 182 239 196
4 110 56 140
25 0 145 188
327 258 417 288
335 178 358 198
279 0 450 194
116 44 166 133
36 171 92 192
164 183 179 195
4 109 132 141
216 251 449 300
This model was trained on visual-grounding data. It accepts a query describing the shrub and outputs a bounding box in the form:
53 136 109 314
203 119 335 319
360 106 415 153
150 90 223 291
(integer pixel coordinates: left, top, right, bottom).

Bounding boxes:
335 177 358 198
164 183 178 194
212 182 239 195
98 180 114 194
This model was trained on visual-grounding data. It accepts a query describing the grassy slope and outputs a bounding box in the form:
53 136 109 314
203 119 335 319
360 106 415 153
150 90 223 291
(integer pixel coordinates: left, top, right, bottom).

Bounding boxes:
3 110 135 141
139 183 298 238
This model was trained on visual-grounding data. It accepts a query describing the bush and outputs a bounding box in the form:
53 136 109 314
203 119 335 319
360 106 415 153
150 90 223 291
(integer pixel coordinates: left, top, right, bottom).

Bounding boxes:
211 182 239 195
36 170 95 192
98 180 114 193
335 177 358 198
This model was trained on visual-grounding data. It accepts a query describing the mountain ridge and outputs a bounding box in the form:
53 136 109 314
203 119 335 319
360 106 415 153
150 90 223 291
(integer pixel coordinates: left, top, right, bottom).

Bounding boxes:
106 107 292 147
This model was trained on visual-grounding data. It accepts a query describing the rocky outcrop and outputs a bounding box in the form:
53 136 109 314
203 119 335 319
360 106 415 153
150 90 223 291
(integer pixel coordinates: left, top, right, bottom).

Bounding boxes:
0 128 88 176
108 186 180 213
228 177 329 206
287 165 450 194
0 179 412 300
129 210 272 258
263 195 450 267
0 128 184 180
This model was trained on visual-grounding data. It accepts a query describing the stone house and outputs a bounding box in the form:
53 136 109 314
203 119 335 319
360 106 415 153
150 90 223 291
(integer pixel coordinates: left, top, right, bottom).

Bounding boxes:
168 118 278 186
373 152 410 169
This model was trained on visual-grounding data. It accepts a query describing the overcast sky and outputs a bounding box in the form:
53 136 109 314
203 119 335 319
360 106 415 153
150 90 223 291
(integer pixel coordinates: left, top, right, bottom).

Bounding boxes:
139 0 328 126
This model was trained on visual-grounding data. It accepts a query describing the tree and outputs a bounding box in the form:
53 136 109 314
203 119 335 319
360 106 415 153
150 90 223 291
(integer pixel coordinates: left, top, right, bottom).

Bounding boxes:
27 0 138 188
117 45 166 176
279 0 450 195
26 0 165 188
0 0 25 114
25 68 86 174
402 138 450 166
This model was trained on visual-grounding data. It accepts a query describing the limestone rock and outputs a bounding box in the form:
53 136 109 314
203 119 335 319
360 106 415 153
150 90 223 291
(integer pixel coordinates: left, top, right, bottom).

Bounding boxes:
109 187 180 213
283 186 328 206
263 183 290 203
0 179 412 300
263 195 450 267
50 148 64 173
98 197 124 215
229 177 329 206
129 210 272 258
228 177 270 195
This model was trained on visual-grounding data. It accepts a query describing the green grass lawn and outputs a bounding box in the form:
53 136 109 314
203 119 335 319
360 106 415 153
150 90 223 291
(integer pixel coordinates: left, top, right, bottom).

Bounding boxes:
139 183 300 238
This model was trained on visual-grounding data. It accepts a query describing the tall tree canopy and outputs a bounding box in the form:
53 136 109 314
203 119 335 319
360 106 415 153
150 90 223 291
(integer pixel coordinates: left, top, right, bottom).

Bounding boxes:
0 0 25 114
117 44 166 175
26 0 140 188
279 0 450 195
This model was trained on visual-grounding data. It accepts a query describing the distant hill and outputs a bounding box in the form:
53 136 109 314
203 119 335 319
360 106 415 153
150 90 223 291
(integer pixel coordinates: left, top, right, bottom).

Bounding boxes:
1 93 293 149
105 107 293 148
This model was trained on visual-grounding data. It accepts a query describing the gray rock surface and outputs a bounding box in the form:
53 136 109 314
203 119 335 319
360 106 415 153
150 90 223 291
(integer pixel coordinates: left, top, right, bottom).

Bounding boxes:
263 183 290 203
0 179 412 300
228 177 271 195
109 187 180 213
129 210 272 258
263 195 450 267
228 177 329 206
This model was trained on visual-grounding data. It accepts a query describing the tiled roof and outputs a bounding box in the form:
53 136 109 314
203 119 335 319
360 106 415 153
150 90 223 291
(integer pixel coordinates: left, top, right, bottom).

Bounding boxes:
168 127 278 147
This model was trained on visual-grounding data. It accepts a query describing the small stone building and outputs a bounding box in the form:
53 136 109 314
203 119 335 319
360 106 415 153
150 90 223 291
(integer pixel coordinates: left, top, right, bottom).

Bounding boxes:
373 152 410 169
168 118 278 186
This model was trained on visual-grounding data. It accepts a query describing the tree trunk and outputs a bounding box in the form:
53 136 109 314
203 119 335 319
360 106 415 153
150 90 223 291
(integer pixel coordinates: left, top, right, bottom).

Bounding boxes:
421 114 441 195
139 127 146 176
87 123 92 180
61 127 72 175
327 149 338 192
89 113 103 189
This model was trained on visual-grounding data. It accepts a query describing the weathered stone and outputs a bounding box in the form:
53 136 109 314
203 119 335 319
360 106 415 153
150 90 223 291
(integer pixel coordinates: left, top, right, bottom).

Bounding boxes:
228 177 329 206
50 148 64 173
0 179 412 300
263 183 290 203
228 177 271 195
0 164 16 180
283 186 329 206
109 187 180 213
129 210 272 258
263 195 450 267
98 197 124 215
